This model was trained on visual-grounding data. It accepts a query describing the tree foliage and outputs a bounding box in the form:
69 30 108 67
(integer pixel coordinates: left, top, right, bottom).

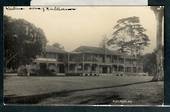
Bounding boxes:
107 16 150 56
142 45 164 76
142 52 156 75
52 42 64 50
150 6 164 17
99 34 108 49
4 15 47 70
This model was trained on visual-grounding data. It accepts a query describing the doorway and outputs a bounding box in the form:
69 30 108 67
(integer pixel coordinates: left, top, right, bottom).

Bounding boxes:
58 64 65 73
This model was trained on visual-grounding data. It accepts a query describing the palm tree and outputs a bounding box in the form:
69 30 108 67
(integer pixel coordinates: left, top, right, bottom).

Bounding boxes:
150 6 164 81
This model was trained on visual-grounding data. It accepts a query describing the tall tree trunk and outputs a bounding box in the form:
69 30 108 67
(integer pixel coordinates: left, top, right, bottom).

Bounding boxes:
152 7 164 81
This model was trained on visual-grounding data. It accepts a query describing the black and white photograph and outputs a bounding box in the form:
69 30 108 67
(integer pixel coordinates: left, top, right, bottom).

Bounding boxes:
4 6 164 105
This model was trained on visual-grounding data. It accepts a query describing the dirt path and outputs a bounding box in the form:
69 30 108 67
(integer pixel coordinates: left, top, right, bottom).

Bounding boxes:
38 81 163 105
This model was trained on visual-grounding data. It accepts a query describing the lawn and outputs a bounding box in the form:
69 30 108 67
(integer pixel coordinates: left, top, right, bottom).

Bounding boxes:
4 75 153 96
4 75 163 105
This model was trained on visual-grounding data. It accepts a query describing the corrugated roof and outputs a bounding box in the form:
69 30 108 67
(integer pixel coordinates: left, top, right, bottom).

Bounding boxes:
45 45 66 53
73 46 120 55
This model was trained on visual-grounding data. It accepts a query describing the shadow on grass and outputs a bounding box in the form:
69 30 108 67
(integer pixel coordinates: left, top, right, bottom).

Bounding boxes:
4 80 155 104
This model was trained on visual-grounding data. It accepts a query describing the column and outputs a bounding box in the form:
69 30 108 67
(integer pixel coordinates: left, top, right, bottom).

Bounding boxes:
67 53 69 73
107 66 109 73
116 56 118 72
36 62 40 69
131 59 133 73
55 63 58 73
75 64 77 73
97 64 99 74
112 66 114 73
82 53 84 73
123 56 126 73
90 64 92 73
46 62 49 69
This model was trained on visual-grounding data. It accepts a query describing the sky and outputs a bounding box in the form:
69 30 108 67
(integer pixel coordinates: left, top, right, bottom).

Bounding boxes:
4 6 158 54
31 0 147 5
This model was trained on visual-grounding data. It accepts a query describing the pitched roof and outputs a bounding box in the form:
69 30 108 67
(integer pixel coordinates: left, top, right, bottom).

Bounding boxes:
46 45 66 53
73 46 119 55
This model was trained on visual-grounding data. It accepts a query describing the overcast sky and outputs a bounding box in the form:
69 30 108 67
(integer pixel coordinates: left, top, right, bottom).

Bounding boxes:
4 6 158 54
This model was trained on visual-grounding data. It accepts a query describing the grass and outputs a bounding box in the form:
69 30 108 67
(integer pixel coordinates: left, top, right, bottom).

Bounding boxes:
4 75 163 105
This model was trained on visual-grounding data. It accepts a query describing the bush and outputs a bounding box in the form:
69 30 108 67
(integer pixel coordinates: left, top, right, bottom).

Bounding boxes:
17 66 27 76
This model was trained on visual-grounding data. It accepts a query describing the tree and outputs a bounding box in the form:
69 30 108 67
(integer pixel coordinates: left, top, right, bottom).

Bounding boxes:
150 6 164 81
142 52 157 75
52 42 64 50
99 34 109 63
107 16 150 56
4 15 47 71
142 45 164 79
99 34 109 48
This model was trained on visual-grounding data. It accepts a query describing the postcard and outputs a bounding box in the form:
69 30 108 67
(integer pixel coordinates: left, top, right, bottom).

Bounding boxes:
3 6 164 105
